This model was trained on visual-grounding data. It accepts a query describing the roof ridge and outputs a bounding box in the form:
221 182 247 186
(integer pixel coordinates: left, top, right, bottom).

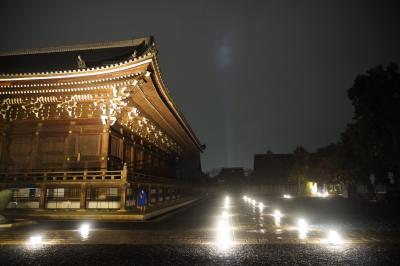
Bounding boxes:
0 36 152 57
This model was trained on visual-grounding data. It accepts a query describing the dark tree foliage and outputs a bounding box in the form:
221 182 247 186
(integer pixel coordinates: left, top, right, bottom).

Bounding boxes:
289 146 310 183
312 144 344 183
341 63 400 182
289 144 345 184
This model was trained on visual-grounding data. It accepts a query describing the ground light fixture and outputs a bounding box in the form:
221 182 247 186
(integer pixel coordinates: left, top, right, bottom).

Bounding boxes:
27 235 43 247
297 218 308 239
283 194 292 199
216 210 233 251
216 220 233 250
274 210 282 226
322 230 343 245
317 191 329 198
224 197 230 209
79 223 90 239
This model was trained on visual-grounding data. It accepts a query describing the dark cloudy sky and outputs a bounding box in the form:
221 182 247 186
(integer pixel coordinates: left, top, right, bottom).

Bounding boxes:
1 1 400 171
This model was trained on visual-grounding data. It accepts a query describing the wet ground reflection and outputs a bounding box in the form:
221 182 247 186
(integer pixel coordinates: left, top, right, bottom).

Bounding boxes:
1 195 400 264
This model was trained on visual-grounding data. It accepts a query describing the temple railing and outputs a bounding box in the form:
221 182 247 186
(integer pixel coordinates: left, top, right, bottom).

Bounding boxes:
0 166 182 186
0 169 125 183
127 171 180 186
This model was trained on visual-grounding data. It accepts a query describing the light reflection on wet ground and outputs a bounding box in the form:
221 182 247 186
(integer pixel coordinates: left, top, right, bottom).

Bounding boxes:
1 195 400 264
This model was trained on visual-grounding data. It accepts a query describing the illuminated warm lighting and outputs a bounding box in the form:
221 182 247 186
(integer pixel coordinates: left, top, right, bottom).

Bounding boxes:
79 223 90 239
28 235 43 246
316 191 329 198
274 210 281 226
258 202 264 211
323 230 343 245
283 194 292 199
297 218 308 239
311 182 318 195
243 196 247 201
252 199 256 205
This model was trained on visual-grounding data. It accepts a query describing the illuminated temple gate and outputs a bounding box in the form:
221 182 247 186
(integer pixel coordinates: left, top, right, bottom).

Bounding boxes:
0 37 204 210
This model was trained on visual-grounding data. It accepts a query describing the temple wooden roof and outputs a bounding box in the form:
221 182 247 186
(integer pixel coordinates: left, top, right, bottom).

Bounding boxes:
0 37 151 74
0 37 204 154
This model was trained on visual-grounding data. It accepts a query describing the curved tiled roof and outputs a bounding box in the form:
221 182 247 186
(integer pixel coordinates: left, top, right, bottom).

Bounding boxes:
0 37 152 75
0 36 204 153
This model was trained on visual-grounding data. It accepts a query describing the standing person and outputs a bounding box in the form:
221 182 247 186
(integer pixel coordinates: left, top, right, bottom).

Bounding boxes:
138 189 147 212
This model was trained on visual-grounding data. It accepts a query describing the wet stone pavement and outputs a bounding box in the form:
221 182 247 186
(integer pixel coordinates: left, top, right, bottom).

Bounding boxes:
1 195 400 265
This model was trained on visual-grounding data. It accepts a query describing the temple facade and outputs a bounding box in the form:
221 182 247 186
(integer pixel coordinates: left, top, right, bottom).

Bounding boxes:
0 37 204 210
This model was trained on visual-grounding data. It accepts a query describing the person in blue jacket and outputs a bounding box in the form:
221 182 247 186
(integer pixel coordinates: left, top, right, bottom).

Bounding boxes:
138 189 147 212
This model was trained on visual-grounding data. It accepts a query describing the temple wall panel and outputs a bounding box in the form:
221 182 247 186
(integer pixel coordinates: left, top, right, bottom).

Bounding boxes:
0 119 106 171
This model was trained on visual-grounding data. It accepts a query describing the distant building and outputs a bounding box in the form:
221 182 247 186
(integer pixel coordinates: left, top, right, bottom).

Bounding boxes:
215 167 245 184
252 153 294 184
0 36 204 211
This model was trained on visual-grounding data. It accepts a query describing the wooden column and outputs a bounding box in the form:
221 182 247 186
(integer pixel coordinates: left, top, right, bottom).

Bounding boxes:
0 124 9 171
133 142 136 171
79 183 87 210
119 184 126 211
136 184 140 207
39 184 47 209
147 185 151 206
30 123 42 170
100 124 110 169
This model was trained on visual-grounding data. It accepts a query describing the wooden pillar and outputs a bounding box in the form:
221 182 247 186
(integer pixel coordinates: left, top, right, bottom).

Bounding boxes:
79 183 87 210
30 123 42 170
39 184 47 209
131 145 136 171
147 184 151 205
0 124 9 171
119 184 126 211
100 124 110 169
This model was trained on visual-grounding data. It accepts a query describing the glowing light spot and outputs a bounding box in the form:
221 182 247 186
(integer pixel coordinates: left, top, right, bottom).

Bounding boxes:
322 230 343 245
224 197 230 209
258 202 264 212
28 235 43 247
283 194 292 199
311 182 318 195
79 223 90 239
215 211 234 251
274 210 282 226
297 218 308 239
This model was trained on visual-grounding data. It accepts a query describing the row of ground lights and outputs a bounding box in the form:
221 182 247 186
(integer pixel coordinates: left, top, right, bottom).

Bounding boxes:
243 195 343 245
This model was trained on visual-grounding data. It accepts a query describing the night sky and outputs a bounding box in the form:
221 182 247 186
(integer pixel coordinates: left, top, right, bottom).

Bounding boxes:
1 1 400 171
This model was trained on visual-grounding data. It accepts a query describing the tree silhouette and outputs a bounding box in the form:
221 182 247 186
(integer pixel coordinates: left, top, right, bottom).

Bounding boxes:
342 63 400 182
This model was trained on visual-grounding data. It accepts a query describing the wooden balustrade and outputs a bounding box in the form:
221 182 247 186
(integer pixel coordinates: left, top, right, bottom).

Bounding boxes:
0 169 125 183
